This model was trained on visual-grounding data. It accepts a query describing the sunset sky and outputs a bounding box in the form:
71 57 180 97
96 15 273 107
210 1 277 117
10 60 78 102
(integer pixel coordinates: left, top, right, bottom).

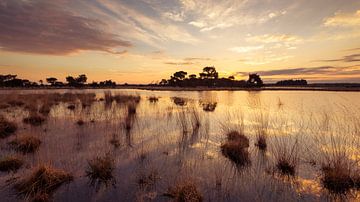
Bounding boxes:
1 0 360 83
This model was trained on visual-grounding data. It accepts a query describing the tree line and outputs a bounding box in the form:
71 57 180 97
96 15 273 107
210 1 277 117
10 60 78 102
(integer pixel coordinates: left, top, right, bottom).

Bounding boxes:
159 67 264 87
0 67 308 88
0 74 116 88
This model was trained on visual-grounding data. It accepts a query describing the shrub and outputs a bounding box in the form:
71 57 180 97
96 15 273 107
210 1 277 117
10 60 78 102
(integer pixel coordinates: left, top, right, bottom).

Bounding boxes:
0 156 23 172
9 136 41 154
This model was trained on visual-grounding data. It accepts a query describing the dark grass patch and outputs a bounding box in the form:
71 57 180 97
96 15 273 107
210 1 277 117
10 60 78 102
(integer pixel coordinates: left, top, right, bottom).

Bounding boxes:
148 96 159 103
320 163 354 194
201 102 217 112
0 118 17 138
0 156 23 172
276 158 296 176
226 131 249 148
86 155 116 189
67 104 76 110
23 115 45 126
14 166 73 200
7 100 25 107
9 136 41 154
109 134 121 148
136 170 160 189
76 120 85 126
255 135 267 150
221 141 251 166
172 97 187 106
165 181 203 202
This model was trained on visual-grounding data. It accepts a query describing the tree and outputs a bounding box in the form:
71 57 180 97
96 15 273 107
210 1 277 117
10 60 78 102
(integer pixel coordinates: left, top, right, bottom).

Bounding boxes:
66 76 76 86
228 76 235 80
247 74 263 87
189 74 197 79
200 66 218 79
159 79 168 85
76 74 87 84
173 71 187 81
46 77 57 85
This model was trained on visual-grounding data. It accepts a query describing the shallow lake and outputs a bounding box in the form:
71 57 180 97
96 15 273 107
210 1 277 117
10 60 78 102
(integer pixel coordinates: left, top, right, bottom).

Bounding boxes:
0 89 359 202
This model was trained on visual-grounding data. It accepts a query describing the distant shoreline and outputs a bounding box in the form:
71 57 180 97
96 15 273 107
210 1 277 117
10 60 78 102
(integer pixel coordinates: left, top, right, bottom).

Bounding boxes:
1 85 360 92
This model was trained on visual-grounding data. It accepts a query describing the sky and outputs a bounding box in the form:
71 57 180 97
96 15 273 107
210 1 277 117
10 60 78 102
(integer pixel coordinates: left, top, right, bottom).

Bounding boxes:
1 0 360 84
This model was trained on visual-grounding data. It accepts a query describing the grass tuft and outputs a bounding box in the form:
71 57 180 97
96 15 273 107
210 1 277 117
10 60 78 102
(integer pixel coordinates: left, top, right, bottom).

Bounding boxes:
23 115 45 126
86 155 116 188
276 158 296 176
165 181 203 202
221 141 251 166
0 156 23 172
255 135 267 150
320 161 354 194
0 117 17 138
9 136 41 154
226 131 249 148
14 166 73 200
148 96 159 103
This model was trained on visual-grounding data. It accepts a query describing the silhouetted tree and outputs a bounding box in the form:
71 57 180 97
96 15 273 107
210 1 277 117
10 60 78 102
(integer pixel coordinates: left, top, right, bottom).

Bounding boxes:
247 74 263 87
276 79 307 86
200 66 218 79
46 77 57 85
173 71 187 80
228 76 235 80
189 74 197 79
66 74 87 87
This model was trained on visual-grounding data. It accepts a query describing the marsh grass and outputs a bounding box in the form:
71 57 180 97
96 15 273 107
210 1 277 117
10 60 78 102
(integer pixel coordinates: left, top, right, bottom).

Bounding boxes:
0 156 23 172
165 180 203 202
148 96 159 103
14 166 73 200
86 155 116 189
253 111 269 151
172 97 187 106
9 136 42 154
23 114 46 126
221 131 251 167
307 112 360 194
0 117 17 138
136 169 160 189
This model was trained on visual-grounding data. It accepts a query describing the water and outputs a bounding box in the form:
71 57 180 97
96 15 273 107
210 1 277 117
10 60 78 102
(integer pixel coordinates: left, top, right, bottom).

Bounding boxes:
0 89 359 201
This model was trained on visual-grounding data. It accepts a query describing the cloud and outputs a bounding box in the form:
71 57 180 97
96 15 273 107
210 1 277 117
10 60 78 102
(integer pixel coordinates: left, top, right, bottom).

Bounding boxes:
0 0 132 55
164 61 194 66
229 45 264 53
324 10 360 27
235 65 360 77
316 54 360 63
180 0 287 31
246 34 302 44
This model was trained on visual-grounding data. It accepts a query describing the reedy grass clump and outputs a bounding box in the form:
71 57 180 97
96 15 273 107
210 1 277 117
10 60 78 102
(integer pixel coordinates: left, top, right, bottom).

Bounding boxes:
0 156 23 172
253 111 269 151
201 102 217 112
165 180 203 202
221 131 251 166
148 96 159 103
172 97 187 106
9 136 42 154
86 155 116 189
136 169 160 189
23 114 45 126
273 138 299 176
308 113 360 194
0 117 17 138
14 166 73 200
